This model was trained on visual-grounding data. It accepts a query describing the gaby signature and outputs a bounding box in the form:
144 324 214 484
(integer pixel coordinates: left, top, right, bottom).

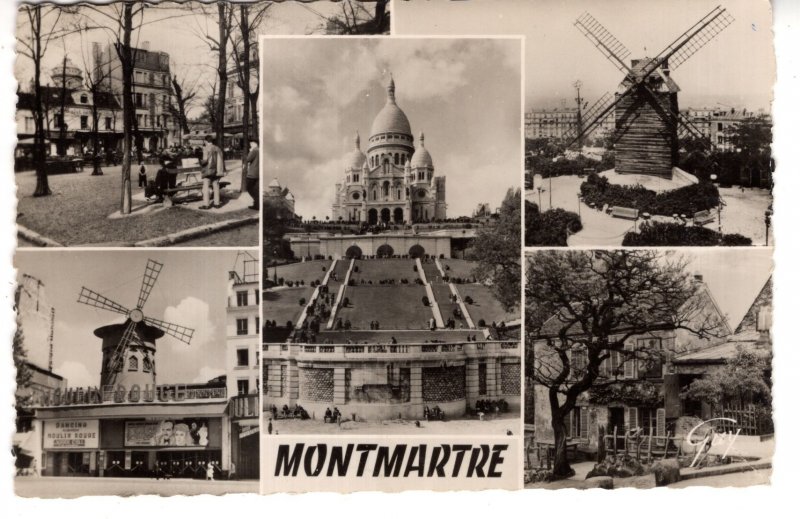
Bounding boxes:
685 418 741 468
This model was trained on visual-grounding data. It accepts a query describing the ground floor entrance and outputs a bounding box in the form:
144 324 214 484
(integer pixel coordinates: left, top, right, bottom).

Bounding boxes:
45 449 223 478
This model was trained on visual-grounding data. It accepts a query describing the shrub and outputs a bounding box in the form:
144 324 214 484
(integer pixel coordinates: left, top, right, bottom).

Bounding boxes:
478 319 486 327
465 296 474 305
287 280 294 287
622 222 753 246
422 296 430 306
579 173 720 216
525 202 582 246
342 297 350 307
278 277 284 285
299 298 306 306
286 320 293 328
413 265 418 272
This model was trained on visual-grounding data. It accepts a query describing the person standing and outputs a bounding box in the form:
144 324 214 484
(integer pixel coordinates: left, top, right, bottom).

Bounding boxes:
200 135 223 209
245 137 260 210
138 162 147 188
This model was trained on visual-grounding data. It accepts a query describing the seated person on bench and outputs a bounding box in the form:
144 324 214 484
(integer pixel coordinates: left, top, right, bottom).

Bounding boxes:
152 159 177 203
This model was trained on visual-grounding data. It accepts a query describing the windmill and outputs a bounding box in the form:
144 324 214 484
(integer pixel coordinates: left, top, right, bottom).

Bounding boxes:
77 259 194 387
565 6 734 179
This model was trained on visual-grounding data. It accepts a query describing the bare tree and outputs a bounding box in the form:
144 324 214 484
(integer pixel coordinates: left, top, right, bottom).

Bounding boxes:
16 4 68 197
169 73 198 144
308 0 389 35
527 250 727 479
229 2 271 192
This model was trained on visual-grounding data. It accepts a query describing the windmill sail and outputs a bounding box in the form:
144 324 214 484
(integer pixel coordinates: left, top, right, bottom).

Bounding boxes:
563 92 615 147
78 287 129 316
144 316 195 344
137 259 163 309
574 12 632 73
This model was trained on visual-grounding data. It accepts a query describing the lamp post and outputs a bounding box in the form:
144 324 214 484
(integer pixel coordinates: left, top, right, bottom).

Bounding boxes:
765 209 772 246
710 174 722 233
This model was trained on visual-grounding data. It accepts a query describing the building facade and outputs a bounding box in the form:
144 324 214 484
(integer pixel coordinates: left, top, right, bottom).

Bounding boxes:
93 42 178 152
525 107 614 142
331 77 446 224
225 256 261 479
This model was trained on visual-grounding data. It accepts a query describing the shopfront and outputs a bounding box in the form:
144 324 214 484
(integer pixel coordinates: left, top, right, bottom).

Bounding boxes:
34 396 230 478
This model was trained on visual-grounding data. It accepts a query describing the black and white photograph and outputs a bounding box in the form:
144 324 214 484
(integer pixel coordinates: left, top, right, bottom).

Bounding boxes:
13 249 260 496
397 0 774 248
261 36 522 438
13 0 389 248
524 248 773 489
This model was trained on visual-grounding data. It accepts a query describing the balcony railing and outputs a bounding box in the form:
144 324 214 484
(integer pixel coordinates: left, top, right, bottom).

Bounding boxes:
263 341 519 361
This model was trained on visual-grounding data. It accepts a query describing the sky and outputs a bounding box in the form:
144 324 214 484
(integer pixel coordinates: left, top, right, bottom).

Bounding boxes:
261 37 522 219
396 0 775 113
14 249 254 388
14 1 378 119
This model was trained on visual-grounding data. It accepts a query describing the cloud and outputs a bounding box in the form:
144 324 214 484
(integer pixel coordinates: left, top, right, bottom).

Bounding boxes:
56 361 94 388
192 366 225 385
163 297 215 353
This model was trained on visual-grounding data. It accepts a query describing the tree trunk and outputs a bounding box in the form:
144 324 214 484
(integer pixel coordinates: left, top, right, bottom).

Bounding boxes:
90 85 103 175
120 3 133 214
32 6 51 197
550 411 573 479
239 4 250 193
58 56 67 157
216 3 228 154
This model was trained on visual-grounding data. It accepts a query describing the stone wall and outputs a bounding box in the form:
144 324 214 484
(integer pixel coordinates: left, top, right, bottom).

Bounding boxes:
422 366 465 402
299 367 334 402
501 363 521 395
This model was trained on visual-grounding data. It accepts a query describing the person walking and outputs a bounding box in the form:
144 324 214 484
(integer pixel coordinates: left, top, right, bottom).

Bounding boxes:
199 135 223 209
245 137 260 210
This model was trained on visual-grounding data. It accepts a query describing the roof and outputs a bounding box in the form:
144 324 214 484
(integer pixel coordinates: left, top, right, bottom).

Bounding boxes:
673 330 768 364
17 86 121 111
24 361 64 381
410 132 433 168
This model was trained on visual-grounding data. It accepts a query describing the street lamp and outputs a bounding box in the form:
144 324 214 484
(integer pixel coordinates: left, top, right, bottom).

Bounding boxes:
710 174 722 233
765 209 772 246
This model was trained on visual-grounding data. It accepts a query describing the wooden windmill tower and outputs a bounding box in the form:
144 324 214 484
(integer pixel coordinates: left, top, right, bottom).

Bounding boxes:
565 6 734 179
77 259 194 388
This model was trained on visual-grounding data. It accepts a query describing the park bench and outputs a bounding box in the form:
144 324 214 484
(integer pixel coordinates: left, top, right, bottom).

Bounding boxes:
159 158 228 207
609 206 639 220
693 209 715 226
46 157 84 174
161 180 230 207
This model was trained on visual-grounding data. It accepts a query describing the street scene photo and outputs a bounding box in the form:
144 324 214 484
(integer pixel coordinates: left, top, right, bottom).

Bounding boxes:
262 36 522 436
524 248 773 489
14 1 389 247
13 250 260 496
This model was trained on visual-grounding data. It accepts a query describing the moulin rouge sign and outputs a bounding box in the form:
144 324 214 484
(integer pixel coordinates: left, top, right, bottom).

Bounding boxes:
33 384 224 407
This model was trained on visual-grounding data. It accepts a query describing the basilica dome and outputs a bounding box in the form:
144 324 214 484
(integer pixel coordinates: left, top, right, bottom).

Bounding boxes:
369 76 412 138
344 132 367 170
410 132 433 168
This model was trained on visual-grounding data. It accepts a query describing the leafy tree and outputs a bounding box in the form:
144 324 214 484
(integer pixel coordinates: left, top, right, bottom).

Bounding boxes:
683 347 771 409
13 322 33 410
469 188 520 312
527 250 726 479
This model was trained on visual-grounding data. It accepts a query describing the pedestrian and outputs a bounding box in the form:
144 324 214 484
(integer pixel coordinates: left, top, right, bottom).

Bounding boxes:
268 418 273 435
138 161 147 188
245 137 260 210
206 462 215 481
229 461 236 480
199 134 223 209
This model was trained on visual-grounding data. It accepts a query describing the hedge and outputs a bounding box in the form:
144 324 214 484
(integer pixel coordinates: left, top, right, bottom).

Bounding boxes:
579 173 720 216
622 222 752 246
525 201 583 246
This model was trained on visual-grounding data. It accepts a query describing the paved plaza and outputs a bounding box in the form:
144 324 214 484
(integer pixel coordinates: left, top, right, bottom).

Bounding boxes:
15 476 258 498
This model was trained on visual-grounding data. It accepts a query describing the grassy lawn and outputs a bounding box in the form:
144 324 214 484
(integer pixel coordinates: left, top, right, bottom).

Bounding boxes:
16 167 255 246
267 260 332 285
458 284 519 325
351 259 416 283
338 285 432 329
441 259 477 280
263 287 314 326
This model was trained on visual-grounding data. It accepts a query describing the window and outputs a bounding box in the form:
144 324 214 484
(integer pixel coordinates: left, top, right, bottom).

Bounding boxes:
143 357 152 373
128 356 138 371
237 379 249 395
236 348 249 367
717 122 723 131
478 362 487 395
80 116 88 129
136 114 143 127
633 407 666 437
568 407 589 439
236 318 248 336
80 94 88 104
24 116 34 133
254 290 260 305
236 291 248 307
637 337 663 378
105 117 112 130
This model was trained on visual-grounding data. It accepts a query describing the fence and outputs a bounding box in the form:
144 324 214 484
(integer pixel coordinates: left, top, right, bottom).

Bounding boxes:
719 404 774 436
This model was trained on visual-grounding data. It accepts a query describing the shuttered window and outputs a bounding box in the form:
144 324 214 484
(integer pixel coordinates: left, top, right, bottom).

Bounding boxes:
623 342 637 379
